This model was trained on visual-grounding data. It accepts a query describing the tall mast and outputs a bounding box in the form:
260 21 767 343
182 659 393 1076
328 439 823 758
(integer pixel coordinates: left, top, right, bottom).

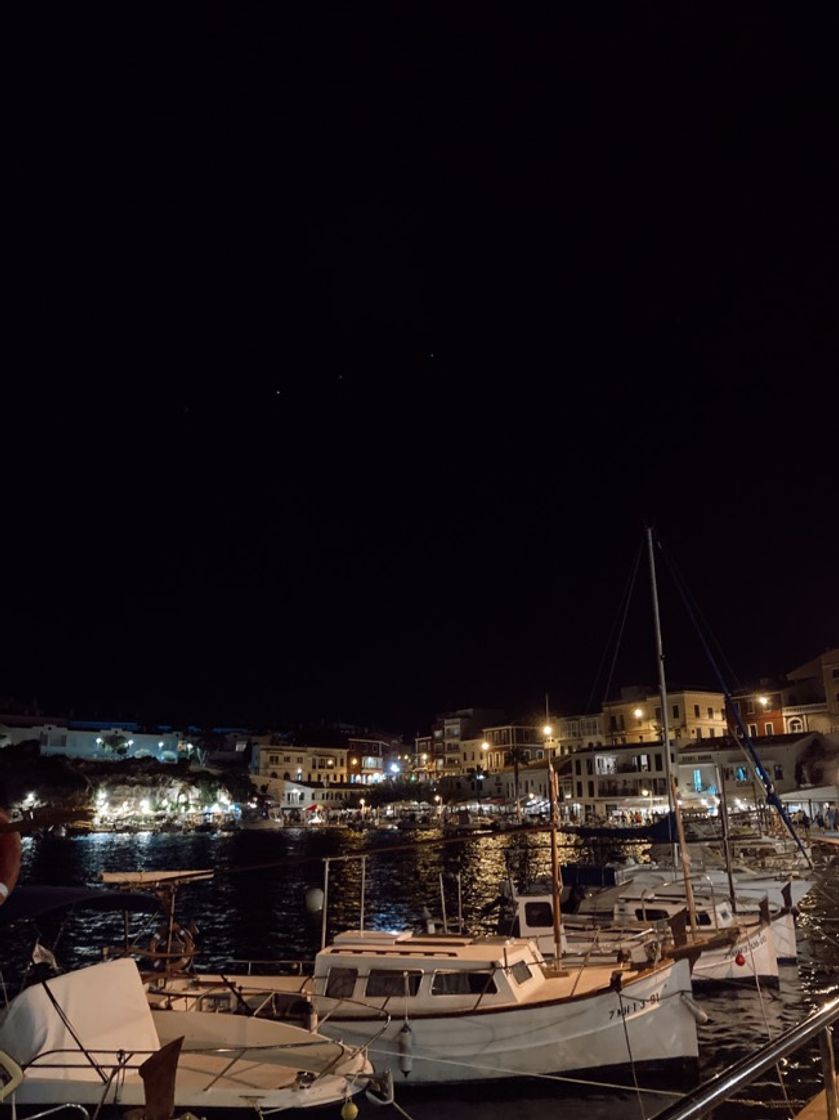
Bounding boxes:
647 528 675 825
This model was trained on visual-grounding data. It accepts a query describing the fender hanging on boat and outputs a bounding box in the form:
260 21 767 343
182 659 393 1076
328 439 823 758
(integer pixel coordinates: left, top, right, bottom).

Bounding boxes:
398 1021 414 1077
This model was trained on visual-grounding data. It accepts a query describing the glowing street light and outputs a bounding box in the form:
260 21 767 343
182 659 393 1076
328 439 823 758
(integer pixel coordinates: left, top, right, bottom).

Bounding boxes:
633 707 644 720
542 725 553 738
640 787 653 816
758 695 769 708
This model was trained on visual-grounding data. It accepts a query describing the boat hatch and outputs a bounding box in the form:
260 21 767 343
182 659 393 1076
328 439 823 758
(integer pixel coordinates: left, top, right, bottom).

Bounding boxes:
331 930 414 945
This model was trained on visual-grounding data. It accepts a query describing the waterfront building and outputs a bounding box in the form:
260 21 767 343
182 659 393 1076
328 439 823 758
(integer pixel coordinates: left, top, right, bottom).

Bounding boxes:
602 686 727 745
569 740 673 818
256 744 349 785
782 648 839 734
546 714 605 756
478 722 544 773
255 774 355 815
0 715 185 763
414 708 506 778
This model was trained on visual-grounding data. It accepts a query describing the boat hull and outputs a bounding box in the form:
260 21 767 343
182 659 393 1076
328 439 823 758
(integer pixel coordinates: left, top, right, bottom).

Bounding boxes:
317 959 697 1084
688 923 778 986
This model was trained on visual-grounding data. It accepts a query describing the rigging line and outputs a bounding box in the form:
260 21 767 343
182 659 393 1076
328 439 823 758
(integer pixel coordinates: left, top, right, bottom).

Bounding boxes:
601 541 644 710
656 537 744 694
749 939 795 1120
655 532 811 867
617 988 646 1120
585 540 644 715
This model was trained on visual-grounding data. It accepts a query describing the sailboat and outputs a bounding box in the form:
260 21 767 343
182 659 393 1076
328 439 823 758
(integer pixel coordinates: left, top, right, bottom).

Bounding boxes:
512 529 793 985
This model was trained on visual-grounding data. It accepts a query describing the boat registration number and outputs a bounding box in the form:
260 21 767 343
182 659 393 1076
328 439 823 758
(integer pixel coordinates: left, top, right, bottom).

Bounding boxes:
609 992 660 1019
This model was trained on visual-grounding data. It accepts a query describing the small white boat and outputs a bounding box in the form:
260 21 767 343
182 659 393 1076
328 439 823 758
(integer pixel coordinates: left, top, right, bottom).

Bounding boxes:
0 958 373 1114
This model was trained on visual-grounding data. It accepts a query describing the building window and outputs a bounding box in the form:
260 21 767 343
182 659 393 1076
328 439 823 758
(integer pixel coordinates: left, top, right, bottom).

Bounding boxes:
696 727 703 739
654 753 662 770
655 707 661 721
736 766 748 783
746 700 755 714
788 718 804 733
709 727 716 738
576 781 583 797
707 707 713 720
747 724 758 738
694 705 700 718
774 764 784 780
588 781 594 797
672 705 680 720
693 768 702 792
764 722 774 736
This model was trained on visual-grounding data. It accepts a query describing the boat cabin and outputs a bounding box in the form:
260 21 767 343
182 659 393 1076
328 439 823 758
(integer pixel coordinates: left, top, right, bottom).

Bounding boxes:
311 931 549 1013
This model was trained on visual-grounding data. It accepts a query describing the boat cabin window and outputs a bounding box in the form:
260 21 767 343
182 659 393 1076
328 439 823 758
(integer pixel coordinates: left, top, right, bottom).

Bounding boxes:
697 911 712 926
365 969 423 997
634 908 671 922
524 902 553 928
431 970 498 995
510 961 533 984
325 967 358 998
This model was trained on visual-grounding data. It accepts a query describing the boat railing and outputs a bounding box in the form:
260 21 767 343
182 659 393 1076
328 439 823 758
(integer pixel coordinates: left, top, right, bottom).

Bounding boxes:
224 958 316 976
654 995 839 1120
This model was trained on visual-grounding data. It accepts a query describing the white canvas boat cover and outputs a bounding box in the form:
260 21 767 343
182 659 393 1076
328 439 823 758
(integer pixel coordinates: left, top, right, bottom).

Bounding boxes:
0 958 160 1078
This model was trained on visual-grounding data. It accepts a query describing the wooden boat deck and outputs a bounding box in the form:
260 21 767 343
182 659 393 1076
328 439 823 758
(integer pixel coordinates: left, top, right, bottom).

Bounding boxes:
791 1076 838 1120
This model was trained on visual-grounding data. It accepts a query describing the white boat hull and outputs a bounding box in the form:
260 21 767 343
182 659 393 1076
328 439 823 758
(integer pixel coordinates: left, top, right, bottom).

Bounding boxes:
317 959 697 1084
689 923 778 986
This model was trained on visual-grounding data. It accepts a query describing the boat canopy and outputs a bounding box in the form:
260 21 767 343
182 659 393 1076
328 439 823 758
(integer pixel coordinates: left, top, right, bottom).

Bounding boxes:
0 885 162 926
0 958 159 1074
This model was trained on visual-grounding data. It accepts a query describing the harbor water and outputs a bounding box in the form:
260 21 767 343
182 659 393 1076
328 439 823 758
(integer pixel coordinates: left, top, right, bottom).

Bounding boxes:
4 827 838 1119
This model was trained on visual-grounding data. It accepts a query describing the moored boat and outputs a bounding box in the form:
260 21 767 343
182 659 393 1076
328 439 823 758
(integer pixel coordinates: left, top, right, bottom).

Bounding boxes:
151 929 699 1085
0 957 373 1115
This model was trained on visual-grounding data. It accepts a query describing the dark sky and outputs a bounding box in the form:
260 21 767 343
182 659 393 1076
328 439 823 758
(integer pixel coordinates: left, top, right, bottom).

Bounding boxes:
5 5 837 735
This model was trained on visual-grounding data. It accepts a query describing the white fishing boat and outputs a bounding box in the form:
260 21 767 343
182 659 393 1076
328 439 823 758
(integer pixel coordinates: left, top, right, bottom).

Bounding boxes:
149 929 699 1085
507 873 783 984
0 958 373 1114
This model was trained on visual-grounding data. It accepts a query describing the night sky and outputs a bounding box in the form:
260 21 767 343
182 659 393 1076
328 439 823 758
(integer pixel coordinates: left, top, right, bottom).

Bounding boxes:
5 6 837 735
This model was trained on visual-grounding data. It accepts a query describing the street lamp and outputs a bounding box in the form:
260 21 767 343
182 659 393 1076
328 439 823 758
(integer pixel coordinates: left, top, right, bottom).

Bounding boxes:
640 787 653 818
